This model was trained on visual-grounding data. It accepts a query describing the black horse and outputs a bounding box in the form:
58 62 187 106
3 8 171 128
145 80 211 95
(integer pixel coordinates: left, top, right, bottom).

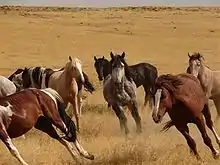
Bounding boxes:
94 51 158 109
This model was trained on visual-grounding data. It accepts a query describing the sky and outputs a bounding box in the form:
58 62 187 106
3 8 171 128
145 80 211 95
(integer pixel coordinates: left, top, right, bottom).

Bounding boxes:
0 0 220 7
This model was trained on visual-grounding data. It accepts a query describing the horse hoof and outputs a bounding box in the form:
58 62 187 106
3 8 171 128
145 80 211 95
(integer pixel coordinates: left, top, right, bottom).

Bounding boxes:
213 152 220 159
87 153 95 160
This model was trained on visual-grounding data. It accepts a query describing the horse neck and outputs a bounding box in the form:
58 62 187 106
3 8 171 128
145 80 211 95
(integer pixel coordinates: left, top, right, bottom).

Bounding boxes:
103 60 111 79
198 63 213 87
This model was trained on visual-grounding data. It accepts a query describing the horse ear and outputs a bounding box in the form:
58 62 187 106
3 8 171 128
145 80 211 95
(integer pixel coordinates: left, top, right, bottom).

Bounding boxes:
121 52 125 58
110 52 114 59
94 56 97 61
69 56 72 62
102 56 105 60
188 53 191 58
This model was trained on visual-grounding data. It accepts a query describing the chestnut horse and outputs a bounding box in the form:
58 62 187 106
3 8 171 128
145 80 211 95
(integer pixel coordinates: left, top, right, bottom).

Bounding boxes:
0 88 94 165
152 73 220 159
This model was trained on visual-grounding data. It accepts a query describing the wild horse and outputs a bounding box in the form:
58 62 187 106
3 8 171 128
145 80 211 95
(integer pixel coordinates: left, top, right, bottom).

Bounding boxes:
0 88 94 165
94 51 158 110
152 73 220 159
102 52 142 135
187 52 220 122
8 57 95 132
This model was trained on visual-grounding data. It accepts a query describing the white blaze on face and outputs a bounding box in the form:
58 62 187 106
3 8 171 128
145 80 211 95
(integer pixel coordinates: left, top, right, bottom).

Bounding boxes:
112 61 125 84
152 89 162 121
190 60 200 78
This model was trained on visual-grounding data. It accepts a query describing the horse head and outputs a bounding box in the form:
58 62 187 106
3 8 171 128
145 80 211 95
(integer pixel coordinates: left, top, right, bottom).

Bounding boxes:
152 74 183 123
93 55 106 81
187 52 205 77
65 56 85 83
110 52 126 86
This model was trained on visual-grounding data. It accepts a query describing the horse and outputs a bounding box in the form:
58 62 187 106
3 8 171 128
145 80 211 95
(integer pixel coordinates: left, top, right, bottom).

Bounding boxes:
186 52 220 122
8 56 94 132
0 88 94 165
102 52 142 135
152 73 220 160
0 75 17 97
94 51 158 110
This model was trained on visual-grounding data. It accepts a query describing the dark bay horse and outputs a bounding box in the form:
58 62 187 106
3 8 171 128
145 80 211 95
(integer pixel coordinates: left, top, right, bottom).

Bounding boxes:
152 73 220 160
94 51 158 110
0 88 94 165
102 52 142 135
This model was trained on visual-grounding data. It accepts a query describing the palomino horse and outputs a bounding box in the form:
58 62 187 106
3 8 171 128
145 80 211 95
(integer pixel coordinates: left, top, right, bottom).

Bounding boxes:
0 88 94 165
187 52 220 121
103 52 142 135
0 75 16 96
8 56 94 132
152 73 220 159
94 52 158 110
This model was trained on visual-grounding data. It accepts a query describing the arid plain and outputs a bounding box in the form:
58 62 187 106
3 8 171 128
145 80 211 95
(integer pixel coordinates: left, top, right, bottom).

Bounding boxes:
0 6 220 165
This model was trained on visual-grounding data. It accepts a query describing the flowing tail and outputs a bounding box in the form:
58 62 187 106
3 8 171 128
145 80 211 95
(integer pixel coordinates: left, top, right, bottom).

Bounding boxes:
83 71 95 94
161 120 174 132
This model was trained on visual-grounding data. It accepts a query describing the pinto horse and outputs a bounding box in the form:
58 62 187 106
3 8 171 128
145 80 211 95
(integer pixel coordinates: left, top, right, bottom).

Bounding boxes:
152 73 220 159
94 51 158 110
0 88 94 165
8 56 95 132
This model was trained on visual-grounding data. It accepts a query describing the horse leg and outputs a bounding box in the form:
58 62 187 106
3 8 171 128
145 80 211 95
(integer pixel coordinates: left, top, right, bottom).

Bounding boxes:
195 116 220 159
176 125 200 159
112 104 129 135
77 94 83 116
203 104 220 148
213 99 220 122
71 97 80 133
0 128 28 165
128 101 142 134
141 86 149 111
34 116 81 162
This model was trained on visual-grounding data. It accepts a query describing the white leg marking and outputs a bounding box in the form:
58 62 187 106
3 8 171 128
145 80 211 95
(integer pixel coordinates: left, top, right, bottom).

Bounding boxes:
6 138 29 165
212 126 220 147
59 138 81 162
74 139 90 158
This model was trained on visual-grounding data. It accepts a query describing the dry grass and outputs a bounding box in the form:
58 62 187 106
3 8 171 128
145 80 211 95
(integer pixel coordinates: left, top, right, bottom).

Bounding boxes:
0 6 220 165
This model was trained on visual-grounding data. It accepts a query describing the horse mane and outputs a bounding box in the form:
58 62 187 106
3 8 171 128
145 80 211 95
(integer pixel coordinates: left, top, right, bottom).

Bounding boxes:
8 68 24 80
156 74 183 93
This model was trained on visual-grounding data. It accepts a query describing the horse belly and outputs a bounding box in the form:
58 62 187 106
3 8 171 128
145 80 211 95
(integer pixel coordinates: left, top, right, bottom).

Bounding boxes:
6 108 40 138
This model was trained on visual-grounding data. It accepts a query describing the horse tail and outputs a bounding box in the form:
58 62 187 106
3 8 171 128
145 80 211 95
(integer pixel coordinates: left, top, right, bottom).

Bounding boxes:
83 71 95 94
161 120 174 132
57 100 77 142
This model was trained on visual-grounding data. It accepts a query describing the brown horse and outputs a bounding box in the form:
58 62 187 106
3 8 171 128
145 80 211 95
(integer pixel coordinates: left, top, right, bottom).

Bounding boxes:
152 73 220 160
0 88 94 165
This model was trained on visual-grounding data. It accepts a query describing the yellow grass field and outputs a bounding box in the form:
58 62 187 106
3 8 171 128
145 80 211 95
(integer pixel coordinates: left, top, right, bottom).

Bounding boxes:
0 6 220 165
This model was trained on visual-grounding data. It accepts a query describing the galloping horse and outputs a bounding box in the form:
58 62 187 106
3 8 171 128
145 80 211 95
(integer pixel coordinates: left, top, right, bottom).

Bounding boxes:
187 52 220 121
103 52 142 135
0 88 94 165
152 73 220 159
94 52 158 110
8 56 92 132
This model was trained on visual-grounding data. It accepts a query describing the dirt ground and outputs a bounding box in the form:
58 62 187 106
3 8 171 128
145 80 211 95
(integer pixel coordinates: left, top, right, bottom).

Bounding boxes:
0 6 220 165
